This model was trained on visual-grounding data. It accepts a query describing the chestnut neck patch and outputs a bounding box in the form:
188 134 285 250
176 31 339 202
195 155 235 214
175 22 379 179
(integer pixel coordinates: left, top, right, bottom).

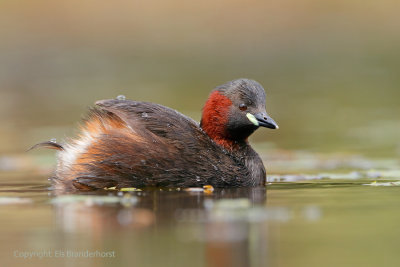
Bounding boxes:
200 91 238 150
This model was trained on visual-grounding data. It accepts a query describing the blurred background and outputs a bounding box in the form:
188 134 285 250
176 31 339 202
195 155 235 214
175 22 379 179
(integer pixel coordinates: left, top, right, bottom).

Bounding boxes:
1 0 399 158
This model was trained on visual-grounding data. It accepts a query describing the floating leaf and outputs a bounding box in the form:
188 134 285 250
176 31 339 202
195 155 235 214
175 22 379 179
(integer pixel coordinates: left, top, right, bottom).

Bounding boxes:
120 187 142 192
104 186 117 190
203 185 214 194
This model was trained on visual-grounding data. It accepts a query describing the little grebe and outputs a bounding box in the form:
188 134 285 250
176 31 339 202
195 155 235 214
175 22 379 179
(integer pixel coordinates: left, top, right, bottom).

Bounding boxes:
34 79 278 191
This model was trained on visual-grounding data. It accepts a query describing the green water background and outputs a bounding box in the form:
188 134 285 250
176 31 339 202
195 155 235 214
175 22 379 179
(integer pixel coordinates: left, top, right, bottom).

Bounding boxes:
1 0 399 158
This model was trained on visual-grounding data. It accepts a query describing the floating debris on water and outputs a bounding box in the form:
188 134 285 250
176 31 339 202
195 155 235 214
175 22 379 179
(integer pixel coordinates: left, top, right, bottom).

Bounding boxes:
120 187 142 192
0 197 33 205
116 95 126 100
52 195 120 205
51 195 138 206
268 169 400 182
203 185 214 194
104 186 117 190
183 185 214 194
184 188 204 192
103 187 142 192
363 181 400 187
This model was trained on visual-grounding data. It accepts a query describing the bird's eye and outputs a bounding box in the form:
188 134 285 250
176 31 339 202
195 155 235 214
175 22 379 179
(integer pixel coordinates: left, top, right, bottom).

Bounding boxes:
239 103 247 111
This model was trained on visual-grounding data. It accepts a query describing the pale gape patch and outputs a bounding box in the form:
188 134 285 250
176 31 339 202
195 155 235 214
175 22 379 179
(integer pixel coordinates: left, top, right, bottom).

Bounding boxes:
246 113 259 126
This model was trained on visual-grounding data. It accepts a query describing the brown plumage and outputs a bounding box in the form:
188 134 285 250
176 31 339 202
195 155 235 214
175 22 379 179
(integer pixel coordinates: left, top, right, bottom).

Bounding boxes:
33 79 278 191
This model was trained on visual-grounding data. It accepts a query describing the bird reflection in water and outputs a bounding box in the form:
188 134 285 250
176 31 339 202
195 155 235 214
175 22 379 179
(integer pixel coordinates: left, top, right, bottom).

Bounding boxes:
52 187 278 267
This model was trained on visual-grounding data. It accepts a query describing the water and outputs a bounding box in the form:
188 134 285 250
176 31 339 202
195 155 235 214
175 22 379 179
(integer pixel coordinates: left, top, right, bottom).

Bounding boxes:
1 166 400 267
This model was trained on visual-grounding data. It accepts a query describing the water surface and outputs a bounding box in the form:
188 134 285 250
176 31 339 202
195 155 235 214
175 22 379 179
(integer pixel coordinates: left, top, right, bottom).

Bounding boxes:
1 165 399 267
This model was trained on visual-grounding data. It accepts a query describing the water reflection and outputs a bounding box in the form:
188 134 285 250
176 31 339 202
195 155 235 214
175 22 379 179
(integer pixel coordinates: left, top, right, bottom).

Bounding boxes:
52 187 270 267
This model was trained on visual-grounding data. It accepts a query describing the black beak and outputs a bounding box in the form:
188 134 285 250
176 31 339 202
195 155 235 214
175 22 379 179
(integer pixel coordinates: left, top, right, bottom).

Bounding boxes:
254 112 279 129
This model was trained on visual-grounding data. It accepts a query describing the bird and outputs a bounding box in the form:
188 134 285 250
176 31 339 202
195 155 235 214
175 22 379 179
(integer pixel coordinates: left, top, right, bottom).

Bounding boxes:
32 78 278 191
